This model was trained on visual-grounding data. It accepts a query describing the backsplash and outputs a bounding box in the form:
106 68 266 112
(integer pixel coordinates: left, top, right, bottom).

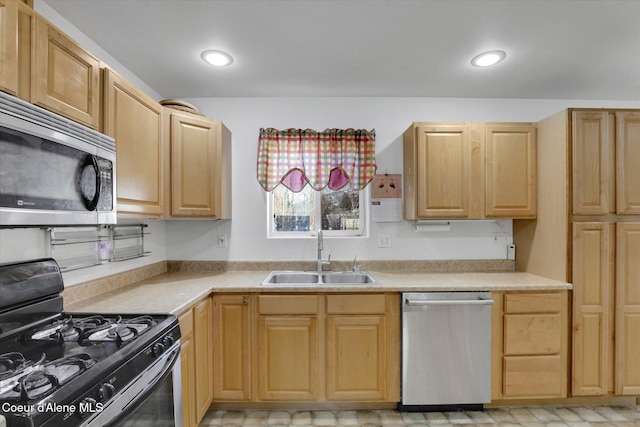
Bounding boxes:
167 259 515 273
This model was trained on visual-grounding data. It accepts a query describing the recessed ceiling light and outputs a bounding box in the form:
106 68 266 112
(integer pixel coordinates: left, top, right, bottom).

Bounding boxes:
470 50 506 67
201 50 233 67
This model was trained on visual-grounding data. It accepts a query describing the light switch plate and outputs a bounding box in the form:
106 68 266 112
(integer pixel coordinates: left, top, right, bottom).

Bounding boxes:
378 235 392 248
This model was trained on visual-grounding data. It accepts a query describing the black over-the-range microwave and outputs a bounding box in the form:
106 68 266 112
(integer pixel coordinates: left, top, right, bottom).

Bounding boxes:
0 91 116 227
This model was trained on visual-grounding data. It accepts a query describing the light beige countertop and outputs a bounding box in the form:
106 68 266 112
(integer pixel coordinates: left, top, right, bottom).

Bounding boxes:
65 269 571 316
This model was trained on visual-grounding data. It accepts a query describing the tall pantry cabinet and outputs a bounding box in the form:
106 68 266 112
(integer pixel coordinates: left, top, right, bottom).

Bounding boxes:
514 109 640 397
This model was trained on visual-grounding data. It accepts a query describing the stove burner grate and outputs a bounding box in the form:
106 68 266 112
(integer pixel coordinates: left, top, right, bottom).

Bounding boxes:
0 353 95 401
0 352 45 380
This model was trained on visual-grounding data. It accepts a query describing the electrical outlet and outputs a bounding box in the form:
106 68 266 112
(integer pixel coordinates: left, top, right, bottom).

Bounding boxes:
507 244 516 260
218 234 227 248
378 235 392 248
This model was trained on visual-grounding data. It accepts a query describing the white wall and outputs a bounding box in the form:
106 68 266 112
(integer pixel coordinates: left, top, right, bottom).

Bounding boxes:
164 97 640 262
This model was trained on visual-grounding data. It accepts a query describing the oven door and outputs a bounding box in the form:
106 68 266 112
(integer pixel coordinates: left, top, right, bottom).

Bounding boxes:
82 342 183 427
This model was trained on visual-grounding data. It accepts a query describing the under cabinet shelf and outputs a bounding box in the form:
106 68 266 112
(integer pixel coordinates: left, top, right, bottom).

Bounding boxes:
108 224 150 262
48 226 108 271
47 224 150 271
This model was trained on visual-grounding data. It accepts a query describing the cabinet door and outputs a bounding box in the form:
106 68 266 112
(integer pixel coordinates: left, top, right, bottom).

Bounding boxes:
212 295 251 401
170 112 220 217
194 297 213 421
415 124 471 218
616 222 640 395
326 316 386 401
572 222 615 396
32 16 100 128
0 0 18 96
103 69 166 217
484 123 537 218
572 111 614 215
178 310 196 427
616 112 640 214
257 316 319 401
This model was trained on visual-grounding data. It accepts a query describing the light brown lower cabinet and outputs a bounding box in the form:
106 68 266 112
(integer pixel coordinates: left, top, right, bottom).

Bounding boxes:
212 293 400 404
491 291 568 400
571 221 640 396
325 294 396 401
212 294 251 401
179 296 213 427
572 222 615 396
179 308 196 427
615 222 640 395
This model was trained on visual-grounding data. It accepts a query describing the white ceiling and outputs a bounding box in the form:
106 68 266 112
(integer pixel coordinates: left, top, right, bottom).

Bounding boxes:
42 0 640 100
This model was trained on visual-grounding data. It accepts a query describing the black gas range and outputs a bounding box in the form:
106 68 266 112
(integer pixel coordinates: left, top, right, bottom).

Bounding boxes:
0 259 182 427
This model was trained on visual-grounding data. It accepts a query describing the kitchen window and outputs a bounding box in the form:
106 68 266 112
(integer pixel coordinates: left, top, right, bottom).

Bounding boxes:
267 185 368 238
258 127 376 238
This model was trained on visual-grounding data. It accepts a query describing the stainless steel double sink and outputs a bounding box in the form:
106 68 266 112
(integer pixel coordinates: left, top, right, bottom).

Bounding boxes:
261 270 380 286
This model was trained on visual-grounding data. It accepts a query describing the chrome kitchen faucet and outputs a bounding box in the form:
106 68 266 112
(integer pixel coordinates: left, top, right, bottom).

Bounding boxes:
316 229 331 272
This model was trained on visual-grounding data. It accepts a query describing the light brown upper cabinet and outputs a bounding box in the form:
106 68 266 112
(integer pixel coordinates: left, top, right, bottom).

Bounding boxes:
1 0 34 100
484 123 537 218
0 0 19 96
403 123 471 218
404 122 536 219
572 111 640 215
32 15 100 129
167 110 232 218
103 68 166 218
616 112 640 214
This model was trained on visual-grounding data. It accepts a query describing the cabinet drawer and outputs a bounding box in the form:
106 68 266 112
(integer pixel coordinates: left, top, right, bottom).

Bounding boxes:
178 308 194 338
258 295 319 315
326 294 386 314
503 355 565 398
504 313 562 355
504 292 562 314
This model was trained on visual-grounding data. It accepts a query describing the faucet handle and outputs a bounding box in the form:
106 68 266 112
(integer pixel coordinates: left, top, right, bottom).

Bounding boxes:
324 254 331 265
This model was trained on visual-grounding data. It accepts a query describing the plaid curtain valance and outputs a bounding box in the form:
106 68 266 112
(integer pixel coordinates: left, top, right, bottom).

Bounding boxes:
257 128 377 192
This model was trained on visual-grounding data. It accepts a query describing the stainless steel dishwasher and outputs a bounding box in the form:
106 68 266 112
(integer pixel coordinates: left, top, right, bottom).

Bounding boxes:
400 292 493 411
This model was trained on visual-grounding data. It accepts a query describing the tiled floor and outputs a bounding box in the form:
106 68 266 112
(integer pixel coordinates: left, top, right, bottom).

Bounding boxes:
199 406 640 426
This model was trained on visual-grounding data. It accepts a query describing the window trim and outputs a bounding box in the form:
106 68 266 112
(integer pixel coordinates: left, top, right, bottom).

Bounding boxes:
266 186 370 239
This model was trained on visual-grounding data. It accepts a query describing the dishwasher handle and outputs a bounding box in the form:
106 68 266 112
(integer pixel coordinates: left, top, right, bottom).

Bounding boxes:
405 298 494 307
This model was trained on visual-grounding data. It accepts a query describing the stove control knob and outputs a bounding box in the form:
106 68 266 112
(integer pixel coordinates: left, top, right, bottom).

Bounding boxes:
152 342 166 357
97 382 116 401
163 335 175 347
78 397 97 419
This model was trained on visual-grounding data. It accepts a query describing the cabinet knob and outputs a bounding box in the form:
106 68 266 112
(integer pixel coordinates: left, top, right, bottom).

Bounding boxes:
243 297 249 305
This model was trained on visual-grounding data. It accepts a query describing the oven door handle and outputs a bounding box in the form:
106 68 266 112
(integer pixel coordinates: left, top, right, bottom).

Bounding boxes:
81 343 181 427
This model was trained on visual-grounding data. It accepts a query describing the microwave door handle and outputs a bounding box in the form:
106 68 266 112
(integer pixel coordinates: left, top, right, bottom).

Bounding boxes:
80 155 101 211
